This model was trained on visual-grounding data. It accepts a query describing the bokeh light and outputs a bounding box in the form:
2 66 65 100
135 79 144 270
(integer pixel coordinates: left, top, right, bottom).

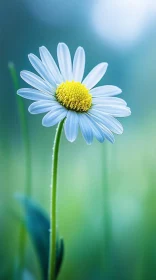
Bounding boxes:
92 0 156 49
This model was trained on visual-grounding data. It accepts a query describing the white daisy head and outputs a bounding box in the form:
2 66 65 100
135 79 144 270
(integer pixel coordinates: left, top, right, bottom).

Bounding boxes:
17 42 131 144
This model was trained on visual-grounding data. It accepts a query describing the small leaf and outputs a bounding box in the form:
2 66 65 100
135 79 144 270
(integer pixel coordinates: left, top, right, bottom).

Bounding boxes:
56 238 64 278
16 194 64 279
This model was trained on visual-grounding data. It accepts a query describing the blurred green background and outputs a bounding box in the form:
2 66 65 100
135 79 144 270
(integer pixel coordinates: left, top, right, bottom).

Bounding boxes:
0 0 156 279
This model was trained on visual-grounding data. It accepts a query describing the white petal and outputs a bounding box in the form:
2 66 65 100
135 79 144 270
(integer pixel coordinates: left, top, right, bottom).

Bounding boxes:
57 43 73 81
42 107 67 127
88 109 123 134
28 54 56 87
92 105 131 117
64 111 79 142
20 71 54 95
73 47 85 82
88 110 115 143
90 85 122 97
98 123 115 143
39 46 63 84
28 100 56 114
85 115 105 143
17 88 54 101
78 114 93 144
102 115 123 134
92 97 127 106
82 63 108 89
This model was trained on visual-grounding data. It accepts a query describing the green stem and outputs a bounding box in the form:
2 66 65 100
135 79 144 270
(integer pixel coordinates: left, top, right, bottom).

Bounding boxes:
48 120 64 280
8 63 32 278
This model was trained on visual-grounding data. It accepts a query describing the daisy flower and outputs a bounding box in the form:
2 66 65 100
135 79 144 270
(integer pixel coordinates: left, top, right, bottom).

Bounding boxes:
17 43 131 144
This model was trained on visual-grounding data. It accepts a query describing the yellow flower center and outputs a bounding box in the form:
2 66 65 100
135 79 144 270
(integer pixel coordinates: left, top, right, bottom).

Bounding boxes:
56 81 92 112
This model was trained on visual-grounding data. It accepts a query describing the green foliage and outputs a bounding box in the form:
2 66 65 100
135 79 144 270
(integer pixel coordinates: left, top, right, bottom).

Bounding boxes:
16 195 64 280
